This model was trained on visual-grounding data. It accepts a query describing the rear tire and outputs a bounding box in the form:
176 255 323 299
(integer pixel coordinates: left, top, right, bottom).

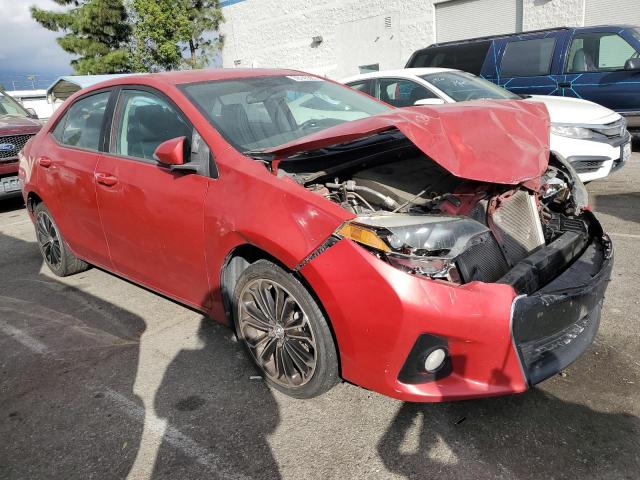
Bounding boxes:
232 259 339 399
33 202 89 277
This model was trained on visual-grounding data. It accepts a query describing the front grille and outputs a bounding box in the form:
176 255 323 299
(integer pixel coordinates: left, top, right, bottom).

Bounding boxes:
589 118 625 138
573 159 605 173
490 191 545 265
0 134 34 160
456 231 509 283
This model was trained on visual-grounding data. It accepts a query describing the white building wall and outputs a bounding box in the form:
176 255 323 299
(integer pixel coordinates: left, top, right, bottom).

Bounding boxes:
522 0 585 30
221 0 435 78
220 0 594 79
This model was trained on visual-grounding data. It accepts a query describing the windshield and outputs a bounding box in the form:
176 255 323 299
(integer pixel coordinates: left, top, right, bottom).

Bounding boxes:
421 71 520 102
181 75 391 153
0 92 30 118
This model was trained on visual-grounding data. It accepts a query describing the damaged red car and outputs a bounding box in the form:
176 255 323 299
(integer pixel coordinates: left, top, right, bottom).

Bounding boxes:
19 70 612 401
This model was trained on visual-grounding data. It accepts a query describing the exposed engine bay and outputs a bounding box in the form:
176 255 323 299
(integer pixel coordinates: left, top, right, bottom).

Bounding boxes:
278 132 599 293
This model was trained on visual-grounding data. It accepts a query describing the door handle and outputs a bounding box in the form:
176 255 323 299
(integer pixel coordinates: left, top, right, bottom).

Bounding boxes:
557 82 571 88
38 157 52 168
95 172 118 187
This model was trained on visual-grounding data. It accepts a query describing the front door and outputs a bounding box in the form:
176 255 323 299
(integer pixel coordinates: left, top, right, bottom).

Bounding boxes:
561 28 640 113
95 88 210 309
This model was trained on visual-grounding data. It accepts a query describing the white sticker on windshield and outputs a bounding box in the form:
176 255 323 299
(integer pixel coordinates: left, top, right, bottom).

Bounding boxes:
286 75 320 82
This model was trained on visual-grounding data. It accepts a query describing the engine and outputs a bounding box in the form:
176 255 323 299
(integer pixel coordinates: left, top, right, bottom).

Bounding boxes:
297 154 590 286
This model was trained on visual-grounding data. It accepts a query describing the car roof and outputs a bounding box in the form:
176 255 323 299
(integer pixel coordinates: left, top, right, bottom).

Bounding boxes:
421 24 635 47
77 68 315 93
341 68 458 83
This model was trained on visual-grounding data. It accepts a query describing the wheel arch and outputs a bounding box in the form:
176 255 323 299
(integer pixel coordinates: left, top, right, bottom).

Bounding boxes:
219 242 343 375
26 190 43 213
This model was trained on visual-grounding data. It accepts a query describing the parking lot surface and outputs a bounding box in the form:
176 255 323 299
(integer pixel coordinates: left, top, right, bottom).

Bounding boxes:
1 154 639 480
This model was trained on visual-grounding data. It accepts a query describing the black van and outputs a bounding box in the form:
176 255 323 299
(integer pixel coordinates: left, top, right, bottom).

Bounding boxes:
406 25 640 135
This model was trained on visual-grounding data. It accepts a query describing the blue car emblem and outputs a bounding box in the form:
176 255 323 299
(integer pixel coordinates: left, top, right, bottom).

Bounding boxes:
0 143 16 152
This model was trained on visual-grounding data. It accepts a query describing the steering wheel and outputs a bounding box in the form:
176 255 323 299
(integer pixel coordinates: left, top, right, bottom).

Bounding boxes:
298 119 323 130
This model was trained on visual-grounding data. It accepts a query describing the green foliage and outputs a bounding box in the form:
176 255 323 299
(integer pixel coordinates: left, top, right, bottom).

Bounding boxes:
129 0 224 72
31 0 131 74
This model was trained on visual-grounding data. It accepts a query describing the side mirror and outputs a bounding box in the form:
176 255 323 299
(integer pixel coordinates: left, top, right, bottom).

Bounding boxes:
624 58 640 71
154 136 186 166
414 98 446 106
26 108 38 119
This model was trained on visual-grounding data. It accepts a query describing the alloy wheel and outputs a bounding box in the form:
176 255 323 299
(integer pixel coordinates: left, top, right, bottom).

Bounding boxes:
238 279 317 387
36 211 62 269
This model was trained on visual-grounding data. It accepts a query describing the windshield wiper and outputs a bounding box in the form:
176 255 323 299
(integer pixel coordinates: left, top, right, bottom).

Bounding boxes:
243 149 275 161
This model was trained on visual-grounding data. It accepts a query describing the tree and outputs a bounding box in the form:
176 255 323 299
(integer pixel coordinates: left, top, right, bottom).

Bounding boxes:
129 0 223 72
182 1 224 70
31 0 131 74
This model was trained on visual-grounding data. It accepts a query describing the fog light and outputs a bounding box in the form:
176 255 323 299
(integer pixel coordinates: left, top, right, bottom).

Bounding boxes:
424 348 447 372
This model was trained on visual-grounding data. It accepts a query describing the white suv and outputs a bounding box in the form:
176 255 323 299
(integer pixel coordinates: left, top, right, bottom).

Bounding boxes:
342 68 631 182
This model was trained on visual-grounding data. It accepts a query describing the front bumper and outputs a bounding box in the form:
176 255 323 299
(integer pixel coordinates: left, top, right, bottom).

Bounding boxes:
301 222 612 402
551 132 630 182
510 233 613 385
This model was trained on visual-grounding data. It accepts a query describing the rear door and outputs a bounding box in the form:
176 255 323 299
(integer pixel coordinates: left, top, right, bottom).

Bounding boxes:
561 27 640 112
490 31 569 96
94 87 211 309
38 90 114 268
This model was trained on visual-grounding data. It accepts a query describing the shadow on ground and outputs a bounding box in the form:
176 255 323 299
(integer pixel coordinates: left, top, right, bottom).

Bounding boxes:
0 233 146 478
0 196 25 214
378 387 640 479
150 318 281 479
0 232 282 479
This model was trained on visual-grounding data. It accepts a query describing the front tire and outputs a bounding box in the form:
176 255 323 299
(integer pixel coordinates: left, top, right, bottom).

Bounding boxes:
232 259 339 399
33 202 89 277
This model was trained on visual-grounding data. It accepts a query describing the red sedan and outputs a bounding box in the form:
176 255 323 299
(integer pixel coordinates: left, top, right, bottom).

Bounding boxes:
18 69 612 401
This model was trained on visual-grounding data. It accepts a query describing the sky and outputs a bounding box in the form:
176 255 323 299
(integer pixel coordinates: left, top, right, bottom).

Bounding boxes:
0 0 75 89
0 0 224 90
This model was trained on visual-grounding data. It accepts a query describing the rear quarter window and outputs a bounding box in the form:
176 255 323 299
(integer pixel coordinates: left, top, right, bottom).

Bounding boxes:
56 92 111 151
406 41 491 75
500 37 556 77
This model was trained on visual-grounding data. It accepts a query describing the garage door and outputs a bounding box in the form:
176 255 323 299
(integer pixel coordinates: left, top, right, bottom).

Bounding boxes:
585 0 640 26
435 0 523 43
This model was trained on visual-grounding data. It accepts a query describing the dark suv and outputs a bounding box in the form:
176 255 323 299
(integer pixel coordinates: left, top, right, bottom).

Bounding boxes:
406 25 640 136
0 90 41 199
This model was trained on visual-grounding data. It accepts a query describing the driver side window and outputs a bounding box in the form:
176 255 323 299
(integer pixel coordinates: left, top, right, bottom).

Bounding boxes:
113 90 192 161
567 33 639 73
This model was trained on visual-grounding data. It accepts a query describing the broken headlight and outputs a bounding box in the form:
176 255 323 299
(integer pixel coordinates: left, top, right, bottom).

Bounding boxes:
336 214 491 282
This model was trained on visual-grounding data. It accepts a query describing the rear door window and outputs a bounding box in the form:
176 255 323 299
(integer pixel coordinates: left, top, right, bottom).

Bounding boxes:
377 79 437 107
58 92 111 150
112 90 192 161
347 80 374 96
566 33 640 73
406 42 491 75
500 37 556 77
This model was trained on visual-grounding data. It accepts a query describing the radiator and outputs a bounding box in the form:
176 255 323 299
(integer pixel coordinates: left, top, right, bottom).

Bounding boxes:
490 191 545 266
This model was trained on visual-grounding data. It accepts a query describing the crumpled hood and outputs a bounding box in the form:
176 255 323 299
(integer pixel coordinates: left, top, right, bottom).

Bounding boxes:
265 100 550 185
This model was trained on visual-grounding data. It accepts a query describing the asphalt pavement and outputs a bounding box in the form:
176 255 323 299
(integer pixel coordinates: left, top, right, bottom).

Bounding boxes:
1 154 639 479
